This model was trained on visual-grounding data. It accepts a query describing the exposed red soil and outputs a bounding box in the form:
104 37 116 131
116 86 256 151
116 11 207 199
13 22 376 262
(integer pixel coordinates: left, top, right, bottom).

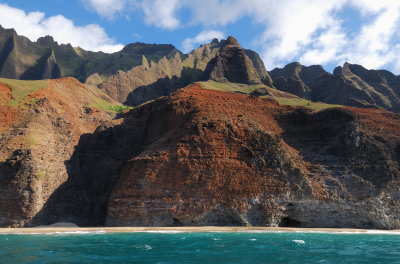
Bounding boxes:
0 83 15 131
345 107 400 141
0 82 11 104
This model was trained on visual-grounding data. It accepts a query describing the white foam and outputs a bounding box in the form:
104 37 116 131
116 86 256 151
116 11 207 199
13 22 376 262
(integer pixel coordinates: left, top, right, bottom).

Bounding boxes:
293 230 400 235
243 230 286 233
143 230 186 233
366 230 400 235
292 239 305 244
8 230 107 235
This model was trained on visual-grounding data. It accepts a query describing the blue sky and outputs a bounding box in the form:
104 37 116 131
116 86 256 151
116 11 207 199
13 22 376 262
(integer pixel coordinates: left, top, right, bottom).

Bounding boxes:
0 0 399 73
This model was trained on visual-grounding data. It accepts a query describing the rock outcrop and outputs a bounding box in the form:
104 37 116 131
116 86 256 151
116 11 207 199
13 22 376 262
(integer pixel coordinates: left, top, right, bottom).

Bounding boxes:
269 62 327 99
34 84 400 229
203 36 273 85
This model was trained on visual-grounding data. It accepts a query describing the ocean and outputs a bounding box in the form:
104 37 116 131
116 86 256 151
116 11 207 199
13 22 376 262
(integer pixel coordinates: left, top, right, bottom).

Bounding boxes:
0 231 399 263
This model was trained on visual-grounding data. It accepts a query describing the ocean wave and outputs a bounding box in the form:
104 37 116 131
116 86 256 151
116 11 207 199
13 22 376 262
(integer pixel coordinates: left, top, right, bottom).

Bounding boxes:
133 244 152 251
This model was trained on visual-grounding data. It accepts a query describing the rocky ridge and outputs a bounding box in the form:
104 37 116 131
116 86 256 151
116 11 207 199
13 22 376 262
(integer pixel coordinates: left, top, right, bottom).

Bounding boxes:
271 62 400 113
97 36 274 106
312 63 400 112
0 25 181 82
269 62 327 99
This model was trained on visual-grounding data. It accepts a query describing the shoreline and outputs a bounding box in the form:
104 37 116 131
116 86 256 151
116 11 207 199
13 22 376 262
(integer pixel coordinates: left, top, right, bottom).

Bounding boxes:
0 226 400 235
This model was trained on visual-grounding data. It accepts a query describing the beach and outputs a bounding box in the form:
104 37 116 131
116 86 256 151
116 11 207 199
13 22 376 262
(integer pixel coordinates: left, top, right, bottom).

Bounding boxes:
1 226 399 234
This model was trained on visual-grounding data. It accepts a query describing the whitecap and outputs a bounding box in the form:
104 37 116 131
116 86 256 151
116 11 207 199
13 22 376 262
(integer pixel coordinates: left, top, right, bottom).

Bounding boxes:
292 239 305 244
144 245 152 251
133 244 152 250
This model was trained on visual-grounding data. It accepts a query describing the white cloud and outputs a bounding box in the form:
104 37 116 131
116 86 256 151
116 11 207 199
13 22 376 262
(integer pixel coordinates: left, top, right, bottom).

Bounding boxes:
81 0 133 19
141 0 181 29
134 0 400 72
182 30 225 53
0 4 123 53
300 24 348 66
4 0 400 72
345 2 400 69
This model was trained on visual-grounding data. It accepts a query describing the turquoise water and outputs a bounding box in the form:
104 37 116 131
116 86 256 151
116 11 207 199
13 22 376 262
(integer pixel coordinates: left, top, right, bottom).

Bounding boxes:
0 232 399 263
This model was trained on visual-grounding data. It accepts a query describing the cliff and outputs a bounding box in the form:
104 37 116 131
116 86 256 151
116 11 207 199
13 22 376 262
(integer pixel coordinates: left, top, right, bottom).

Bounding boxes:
30 83 400 229
0 77 125 227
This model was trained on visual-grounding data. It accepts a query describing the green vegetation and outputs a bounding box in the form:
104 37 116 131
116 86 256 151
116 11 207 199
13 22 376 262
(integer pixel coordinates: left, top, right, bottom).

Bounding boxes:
199 81 342 111
0 78 48 106
88 96 133 113
26 133 39 147
199 81 269 94
273 97 342 111
106 105 133 113
0 76 131 115
84 73 108 86
36 170 46 180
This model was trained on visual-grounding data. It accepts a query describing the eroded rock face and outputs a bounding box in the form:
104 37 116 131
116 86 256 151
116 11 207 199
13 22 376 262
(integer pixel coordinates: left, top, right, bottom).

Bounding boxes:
269 62 327 99
104 88 400 228
312 63 400 112
98 53 184 105
203 36 271 85
0 78 117 227
38 84 400 228
2 82 399 228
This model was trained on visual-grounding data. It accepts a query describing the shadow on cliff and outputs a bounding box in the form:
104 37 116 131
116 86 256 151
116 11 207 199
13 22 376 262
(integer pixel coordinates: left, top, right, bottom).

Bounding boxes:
30 92 198 227
277 107 395 189
124 67 203 106
30 117 140 226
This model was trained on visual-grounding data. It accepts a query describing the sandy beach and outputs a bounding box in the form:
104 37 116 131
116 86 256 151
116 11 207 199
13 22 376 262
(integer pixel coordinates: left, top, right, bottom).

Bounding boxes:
0 226 399 234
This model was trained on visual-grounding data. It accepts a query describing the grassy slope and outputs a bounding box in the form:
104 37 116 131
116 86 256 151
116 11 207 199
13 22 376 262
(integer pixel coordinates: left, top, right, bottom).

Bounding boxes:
0 78 131 113
0 78 48 106
199 81 342 111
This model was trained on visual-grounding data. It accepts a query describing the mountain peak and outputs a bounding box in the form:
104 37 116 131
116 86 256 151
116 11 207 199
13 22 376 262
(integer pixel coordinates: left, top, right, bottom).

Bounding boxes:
226 36 239 45
203 36 266 84
211 38 220 44
37 35 58 47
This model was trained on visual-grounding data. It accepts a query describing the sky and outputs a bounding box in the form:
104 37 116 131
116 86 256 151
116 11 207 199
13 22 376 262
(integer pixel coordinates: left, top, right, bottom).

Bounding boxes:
0 0 399 73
